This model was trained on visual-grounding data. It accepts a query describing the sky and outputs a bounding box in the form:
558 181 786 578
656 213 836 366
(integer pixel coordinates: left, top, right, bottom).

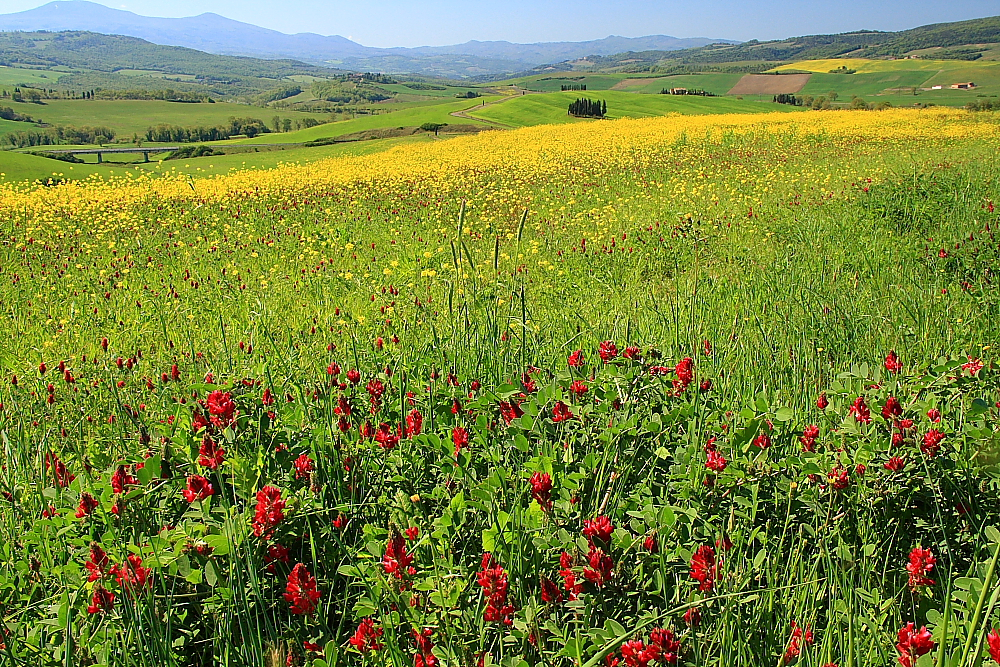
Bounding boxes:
0 0 996 47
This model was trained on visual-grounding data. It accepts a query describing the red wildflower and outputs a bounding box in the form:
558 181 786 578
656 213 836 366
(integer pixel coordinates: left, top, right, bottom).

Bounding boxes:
382 530 415 579
896 623 934 667
828 465 851 490
906 547 936 592
621 640 650 667
599 341 619 362
405 526 419 541
684 607 702 628
963 356 984 376
478 553 514 624
87 585 115 614
552 400 573 422
885 351 902 374
559 551 583 600
644 534 659 553
499 400 524 425
293 454 314 480
252 486 285 540
817 393 829 410
198 436 226 469
569 380 588 397
111 465 138 494
349 618 384 653
182 475 214 503
673 357 694 392
583 547 613 587
689 545 717 591
568 350 585 367
110 553 152 594
882 396 903 420
754 433 772 449
583 515 614 545
374 422 400 450
927 408 941 423
529 472 553 511
265 543 290 574
405 409 423 437
648 628 682 664
45 453 76 487
623 346 641 360
800 425 819 452
412 628 437 667
452 427 470 457
885 456 906 472
849 396 872 423
922 429 945 457
76 492 99 518
706 450 728 472
540 575 563 603
782 622 815 665
284 563 321 615
85 543 109 581
205 390 236 428
987 628 1000 664
703 340 713 356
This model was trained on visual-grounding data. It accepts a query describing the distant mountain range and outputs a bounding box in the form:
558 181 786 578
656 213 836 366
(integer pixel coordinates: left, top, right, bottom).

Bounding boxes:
0 1 735 77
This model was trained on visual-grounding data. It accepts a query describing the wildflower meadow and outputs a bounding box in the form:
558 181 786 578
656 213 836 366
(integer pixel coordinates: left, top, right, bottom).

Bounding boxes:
0 107 999 667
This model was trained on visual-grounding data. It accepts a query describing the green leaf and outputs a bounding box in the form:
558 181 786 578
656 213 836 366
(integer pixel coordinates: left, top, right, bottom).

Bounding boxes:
775 407 794 422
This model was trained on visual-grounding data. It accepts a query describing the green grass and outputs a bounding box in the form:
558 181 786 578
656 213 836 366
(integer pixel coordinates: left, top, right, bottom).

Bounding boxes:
799 71 939 97
506 73 634 92
0 65 64 88
0 99 326 137
0 150 111 182
466 90 801 127
0 111 998 667
228 97 499 144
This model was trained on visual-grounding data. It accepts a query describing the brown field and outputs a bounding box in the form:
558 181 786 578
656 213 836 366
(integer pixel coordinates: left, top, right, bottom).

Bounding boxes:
611 78 660 90
728 73 812 95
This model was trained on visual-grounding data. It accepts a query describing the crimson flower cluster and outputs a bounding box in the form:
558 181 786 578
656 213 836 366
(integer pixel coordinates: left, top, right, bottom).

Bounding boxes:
284 563 321 615
477 553 514 625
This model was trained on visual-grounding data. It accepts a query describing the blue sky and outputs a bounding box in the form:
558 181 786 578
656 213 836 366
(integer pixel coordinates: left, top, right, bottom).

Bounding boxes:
0 0 997 47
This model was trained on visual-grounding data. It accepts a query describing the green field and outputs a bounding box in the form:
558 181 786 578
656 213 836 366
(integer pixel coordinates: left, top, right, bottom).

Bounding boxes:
466 90 801 127
0 149 111 182
0 99 326 137
228 97 499 144
506 73 634 91
0 108 998 667
613 73 747 95
0 65 65 88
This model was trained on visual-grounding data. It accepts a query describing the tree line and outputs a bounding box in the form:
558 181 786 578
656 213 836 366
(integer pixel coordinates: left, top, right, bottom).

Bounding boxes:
0 125 116 148
145 117 270 143
568 98 607 118
561 84 587 91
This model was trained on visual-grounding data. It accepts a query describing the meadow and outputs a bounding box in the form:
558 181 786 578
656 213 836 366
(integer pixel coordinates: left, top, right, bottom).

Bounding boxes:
0 106 999 667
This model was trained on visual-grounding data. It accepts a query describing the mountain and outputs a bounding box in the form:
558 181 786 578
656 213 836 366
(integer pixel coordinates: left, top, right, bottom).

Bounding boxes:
0 1 733 76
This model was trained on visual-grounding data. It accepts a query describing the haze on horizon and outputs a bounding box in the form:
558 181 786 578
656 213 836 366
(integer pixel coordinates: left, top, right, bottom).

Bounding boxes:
0 0 995 48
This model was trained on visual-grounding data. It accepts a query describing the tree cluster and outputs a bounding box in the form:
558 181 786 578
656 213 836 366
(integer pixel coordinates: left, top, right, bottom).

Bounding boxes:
0 125 116 148
568 98 607 118
145 117 269 143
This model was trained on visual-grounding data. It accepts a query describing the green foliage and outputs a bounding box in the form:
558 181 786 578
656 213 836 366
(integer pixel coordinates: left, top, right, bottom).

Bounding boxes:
145 117 270 142
568 97 606 117
0 124 116 147
311 80 393 104
164 145 224 160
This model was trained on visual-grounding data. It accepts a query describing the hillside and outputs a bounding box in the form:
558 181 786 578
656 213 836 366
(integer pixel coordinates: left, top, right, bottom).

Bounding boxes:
548 15 1000 72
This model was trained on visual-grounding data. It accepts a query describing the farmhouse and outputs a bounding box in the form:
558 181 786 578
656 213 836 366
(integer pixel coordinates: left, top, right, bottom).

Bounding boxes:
950 82 977 89
670 88 688 95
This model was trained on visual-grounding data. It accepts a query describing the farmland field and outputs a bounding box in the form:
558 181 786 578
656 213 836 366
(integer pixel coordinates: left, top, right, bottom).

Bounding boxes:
0 106 999 667
465 91 800 127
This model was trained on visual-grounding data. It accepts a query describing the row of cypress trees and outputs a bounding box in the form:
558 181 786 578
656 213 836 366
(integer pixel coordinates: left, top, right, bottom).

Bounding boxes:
568 98 606 118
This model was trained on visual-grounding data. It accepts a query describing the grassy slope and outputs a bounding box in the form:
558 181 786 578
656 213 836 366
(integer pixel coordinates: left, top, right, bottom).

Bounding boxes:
615 74 746 95
0 99 324 137
227 97 499 145
799 71 937 96
0 65 64 88
466 91 801 127
0 150 110 182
